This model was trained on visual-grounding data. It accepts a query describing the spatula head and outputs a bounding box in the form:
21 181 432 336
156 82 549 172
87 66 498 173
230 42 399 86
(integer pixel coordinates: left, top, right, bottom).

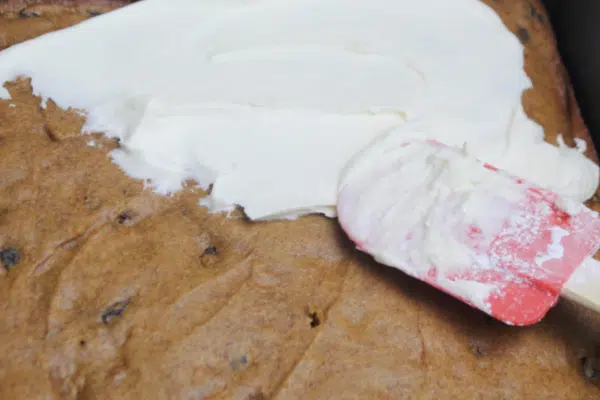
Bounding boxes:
337 138 600 326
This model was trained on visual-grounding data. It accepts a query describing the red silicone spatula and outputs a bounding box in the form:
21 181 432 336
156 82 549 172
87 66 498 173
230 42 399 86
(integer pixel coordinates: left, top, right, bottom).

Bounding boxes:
337 138 600 326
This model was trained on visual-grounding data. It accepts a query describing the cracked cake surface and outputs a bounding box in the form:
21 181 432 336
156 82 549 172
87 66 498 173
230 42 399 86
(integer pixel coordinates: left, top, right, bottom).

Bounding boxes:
1 1 600 399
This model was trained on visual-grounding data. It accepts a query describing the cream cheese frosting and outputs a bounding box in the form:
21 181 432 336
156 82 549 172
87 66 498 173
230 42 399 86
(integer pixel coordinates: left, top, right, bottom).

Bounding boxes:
0 0 597 220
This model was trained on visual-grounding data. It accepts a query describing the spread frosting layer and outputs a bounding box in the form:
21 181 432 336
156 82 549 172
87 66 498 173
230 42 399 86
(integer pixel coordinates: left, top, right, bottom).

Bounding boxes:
0 0 597 220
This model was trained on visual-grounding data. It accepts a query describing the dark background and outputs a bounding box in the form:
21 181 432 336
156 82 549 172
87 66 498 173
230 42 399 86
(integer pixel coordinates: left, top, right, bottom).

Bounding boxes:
542 0 600 150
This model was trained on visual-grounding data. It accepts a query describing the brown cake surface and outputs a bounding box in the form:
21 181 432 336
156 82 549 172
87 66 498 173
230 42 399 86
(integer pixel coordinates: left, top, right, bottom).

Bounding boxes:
1 1 600 399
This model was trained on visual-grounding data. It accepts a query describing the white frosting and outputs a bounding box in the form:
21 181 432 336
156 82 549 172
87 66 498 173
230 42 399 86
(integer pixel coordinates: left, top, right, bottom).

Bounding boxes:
574 138 588 153
109 101 401 219
0 0 597 220
558 134 588 154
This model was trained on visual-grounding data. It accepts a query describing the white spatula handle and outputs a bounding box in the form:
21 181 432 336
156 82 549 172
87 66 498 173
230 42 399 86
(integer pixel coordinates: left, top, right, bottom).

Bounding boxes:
562 257 600 313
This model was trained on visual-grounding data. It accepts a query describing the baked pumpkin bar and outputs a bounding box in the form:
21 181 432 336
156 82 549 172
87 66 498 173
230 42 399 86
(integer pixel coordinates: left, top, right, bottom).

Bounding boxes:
0 1 599 399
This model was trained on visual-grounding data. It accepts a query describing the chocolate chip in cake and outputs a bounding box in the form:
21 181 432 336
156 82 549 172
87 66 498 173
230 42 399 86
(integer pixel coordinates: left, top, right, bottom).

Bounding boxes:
306 306 321 328
528 3 545 24
517 27 530 45
229 355 249 371
200 245 219 267
0 247 20 270
116 212 132 225
87 9 103 17
203 245 217 255
309 311 321 328
18 8 41 18
582 356 600 381
101 299 130 324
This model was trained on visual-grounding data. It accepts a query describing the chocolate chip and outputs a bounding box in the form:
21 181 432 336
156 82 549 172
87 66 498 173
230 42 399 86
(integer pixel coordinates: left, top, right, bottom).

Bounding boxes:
229 355 249 371
200 245 219 267
0 247 20 270
203 246 217 255
79 340 86 347
583 357 600 381
309 310 321 328
19 9 40 18
116 212 132 224
517 27 530 45
101 299 130 324
528 3 545 24
87 9 103 16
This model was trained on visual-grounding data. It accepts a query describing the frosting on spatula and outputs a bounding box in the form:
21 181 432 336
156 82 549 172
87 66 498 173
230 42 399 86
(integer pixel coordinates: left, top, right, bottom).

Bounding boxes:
337 131 600 325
